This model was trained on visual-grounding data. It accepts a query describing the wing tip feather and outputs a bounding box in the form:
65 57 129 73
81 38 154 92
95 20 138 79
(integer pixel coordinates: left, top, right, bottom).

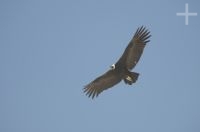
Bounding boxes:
134 26 151 44
83 83 98 99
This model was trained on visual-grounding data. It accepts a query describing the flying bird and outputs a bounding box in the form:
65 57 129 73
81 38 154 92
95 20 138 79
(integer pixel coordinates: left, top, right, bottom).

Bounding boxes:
83 26 151 99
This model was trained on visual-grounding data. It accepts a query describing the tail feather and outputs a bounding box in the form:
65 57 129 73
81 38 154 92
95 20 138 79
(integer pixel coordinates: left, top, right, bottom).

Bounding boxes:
123 72 139 85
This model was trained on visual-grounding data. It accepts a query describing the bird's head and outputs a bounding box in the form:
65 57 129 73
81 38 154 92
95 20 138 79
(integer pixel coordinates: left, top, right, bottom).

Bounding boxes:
110 64 115 70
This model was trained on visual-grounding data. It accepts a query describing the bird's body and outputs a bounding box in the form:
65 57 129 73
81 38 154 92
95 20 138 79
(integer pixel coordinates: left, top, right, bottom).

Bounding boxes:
84 26 151 99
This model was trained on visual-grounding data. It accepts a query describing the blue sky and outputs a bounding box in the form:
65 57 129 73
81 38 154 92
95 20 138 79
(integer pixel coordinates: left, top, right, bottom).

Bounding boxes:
0 0 200 132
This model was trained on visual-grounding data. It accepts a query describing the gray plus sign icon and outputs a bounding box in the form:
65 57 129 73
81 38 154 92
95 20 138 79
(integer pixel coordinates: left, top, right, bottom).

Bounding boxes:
176 3 198 25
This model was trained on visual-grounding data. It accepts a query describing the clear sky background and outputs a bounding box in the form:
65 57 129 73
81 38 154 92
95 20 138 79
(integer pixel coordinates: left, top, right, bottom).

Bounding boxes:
1 0 200 132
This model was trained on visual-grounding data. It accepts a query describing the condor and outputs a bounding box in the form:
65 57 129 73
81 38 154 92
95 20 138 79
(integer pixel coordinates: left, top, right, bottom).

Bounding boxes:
84 26 151 99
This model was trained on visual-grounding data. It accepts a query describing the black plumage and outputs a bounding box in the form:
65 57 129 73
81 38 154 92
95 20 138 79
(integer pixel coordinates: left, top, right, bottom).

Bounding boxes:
83 26 151 99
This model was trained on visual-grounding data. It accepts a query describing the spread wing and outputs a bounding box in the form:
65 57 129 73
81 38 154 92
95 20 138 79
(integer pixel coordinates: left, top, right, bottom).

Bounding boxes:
118 26 151 70
83 70 122 99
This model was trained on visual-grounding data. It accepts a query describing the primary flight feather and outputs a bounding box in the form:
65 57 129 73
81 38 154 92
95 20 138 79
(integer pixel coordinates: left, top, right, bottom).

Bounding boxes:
84 26 151 99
